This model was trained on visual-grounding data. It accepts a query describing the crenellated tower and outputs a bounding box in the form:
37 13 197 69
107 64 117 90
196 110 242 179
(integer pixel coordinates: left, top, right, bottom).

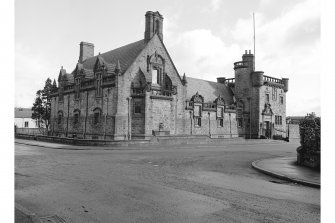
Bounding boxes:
233 50 289 139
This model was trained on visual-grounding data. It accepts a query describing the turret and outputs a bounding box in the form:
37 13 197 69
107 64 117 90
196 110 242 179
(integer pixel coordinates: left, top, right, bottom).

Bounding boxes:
252 71 264 87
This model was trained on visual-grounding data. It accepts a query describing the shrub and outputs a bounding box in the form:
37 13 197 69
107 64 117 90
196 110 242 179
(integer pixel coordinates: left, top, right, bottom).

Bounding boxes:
299 116 320 154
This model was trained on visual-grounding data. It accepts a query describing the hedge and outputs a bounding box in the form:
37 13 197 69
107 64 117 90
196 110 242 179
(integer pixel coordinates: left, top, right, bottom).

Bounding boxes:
299 117 320 154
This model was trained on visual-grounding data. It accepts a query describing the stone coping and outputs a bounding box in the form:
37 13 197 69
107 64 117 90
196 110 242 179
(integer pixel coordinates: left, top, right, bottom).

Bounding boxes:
252 157 320 188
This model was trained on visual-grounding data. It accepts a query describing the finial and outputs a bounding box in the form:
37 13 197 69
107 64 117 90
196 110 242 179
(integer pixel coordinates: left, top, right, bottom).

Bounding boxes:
115 59 121 74
182 73 187 85
117 60 121 70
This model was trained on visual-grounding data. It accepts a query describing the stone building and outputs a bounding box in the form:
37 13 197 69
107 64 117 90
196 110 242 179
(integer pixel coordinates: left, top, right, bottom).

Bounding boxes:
50 11 289 140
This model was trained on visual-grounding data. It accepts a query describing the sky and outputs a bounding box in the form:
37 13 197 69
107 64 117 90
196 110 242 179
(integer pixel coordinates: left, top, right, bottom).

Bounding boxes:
15 0 320 116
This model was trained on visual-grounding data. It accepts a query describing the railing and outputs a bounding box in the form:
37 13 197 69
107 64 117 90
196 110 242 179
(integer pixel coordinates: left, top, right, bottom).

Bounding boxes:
131 87 145 96
151 88 172 97
226 104 236 110
203 103 216 110
102 75 115 83
64 84 74 91
234 61 248 69
81 79 95 88
225 78 235 84
263 75 283 84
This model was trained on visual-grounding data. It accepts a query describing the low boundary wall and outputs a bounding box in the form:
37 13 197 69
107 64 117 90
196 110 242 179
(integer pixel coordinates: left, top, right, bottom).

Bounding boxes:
15 133 288 147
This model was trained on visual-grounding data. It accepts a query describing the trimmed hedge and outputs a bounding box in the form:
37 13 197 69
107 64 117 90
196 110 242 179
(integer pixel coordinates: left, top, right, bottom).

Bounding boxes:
299 117 320 154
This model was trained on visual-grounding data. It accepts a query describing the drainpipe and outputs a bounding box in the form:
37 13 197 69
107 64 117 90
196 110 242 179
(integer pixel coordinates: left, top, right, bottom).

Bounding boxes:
83 91 89 139
66 94 70 137
189 111 192 135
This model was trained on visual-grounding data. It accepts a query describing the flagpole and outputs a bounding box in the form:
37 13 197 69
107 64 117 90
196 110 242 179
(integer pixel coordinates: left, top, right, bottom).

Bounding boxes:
253 12 256 71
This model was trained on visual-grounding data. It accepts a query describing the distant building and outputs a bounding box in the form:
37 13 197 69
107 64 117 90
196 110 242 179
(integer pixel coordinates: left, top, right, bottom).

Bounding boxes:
14 108 38 128
286 116 305 125
287 113 318 125
49 11 289 140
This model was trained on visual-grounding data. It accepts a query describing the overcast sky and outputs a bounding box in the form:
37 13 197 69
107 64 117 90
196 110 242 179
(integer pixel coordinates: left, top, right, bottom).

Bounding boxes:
15 0 320 116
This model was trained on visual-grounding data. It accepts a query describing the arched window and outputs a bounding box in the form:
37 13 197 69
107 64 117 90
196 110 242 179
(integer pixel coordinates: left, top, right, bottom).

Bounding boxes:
93 107 102 125
148 52 165 86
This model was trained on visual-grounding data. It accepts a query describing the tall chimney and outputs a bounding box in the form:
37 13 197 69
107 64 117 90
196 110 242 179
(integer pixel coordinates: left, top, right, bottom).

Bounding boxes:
79 42 94 63
144 11 163 42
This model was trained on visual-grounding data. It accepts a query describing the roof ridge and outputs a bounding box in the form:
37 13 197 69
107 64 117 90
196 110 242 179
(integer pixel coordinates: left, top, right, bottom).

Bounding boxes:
186 76 224 85
82 39 145 64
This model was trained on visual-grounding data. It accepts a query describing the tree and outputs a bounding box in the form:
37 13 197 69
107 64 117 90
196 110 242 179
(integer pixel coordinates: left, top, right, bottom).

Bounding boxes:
31 78 57 134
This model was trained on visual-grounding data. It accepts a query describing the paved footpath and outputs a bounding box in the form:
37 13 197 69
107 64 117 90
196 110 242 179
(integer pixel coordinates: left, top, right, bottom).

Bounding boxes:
252 157 320 188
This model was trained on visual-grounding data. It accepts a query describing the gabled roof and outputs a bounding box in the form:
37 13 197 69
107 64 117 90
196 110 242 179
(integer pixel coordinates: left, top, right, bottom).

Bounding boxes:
186 77 234 105
82 39 147 74
15 108 32 118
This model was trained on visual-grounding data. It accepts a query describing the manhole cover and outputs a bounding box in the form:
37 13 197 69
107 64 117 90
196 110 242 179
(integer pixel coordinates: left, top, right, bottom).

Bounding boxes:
39 215 66 223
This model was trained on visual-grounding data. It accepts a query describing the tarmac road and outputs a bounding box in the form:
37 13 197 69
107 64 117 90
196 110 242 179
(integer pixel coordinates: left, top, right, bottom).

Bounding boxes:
15 141 320 223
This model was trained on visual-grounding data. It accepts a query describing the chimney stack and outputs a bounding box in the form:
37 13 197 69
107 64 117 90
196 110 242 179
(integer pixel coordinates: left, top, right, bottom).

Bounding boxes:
79 42 94 63
144 11 164 42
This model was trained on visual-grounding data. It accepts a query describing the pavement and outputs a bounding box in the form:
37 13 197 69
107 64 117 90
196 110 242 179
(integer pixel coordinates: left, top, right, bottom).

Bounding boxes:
252 156 320 188
15 203 38 223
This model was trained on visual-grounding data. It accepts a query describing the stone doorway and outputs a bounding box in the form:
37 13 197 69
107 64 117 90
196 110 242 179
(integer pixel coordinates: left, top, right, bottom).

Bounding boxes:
265 121 271 138
131 98 145 138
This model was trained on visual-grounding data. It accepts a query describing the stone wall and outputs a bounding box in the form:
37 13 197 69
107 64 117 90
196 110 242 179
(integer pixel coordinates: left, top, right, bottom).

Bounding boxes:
51 84 117 139
122 35 186 137
258 84 286 138
287 124 300 142
182 110 238 137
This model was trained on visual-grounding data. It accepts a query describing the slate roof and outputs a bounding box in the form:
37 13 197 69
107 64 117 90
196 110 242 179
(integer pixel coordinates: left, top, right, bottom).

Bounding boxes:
15 108 32 118
186 77 234 105
82 39 146 75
